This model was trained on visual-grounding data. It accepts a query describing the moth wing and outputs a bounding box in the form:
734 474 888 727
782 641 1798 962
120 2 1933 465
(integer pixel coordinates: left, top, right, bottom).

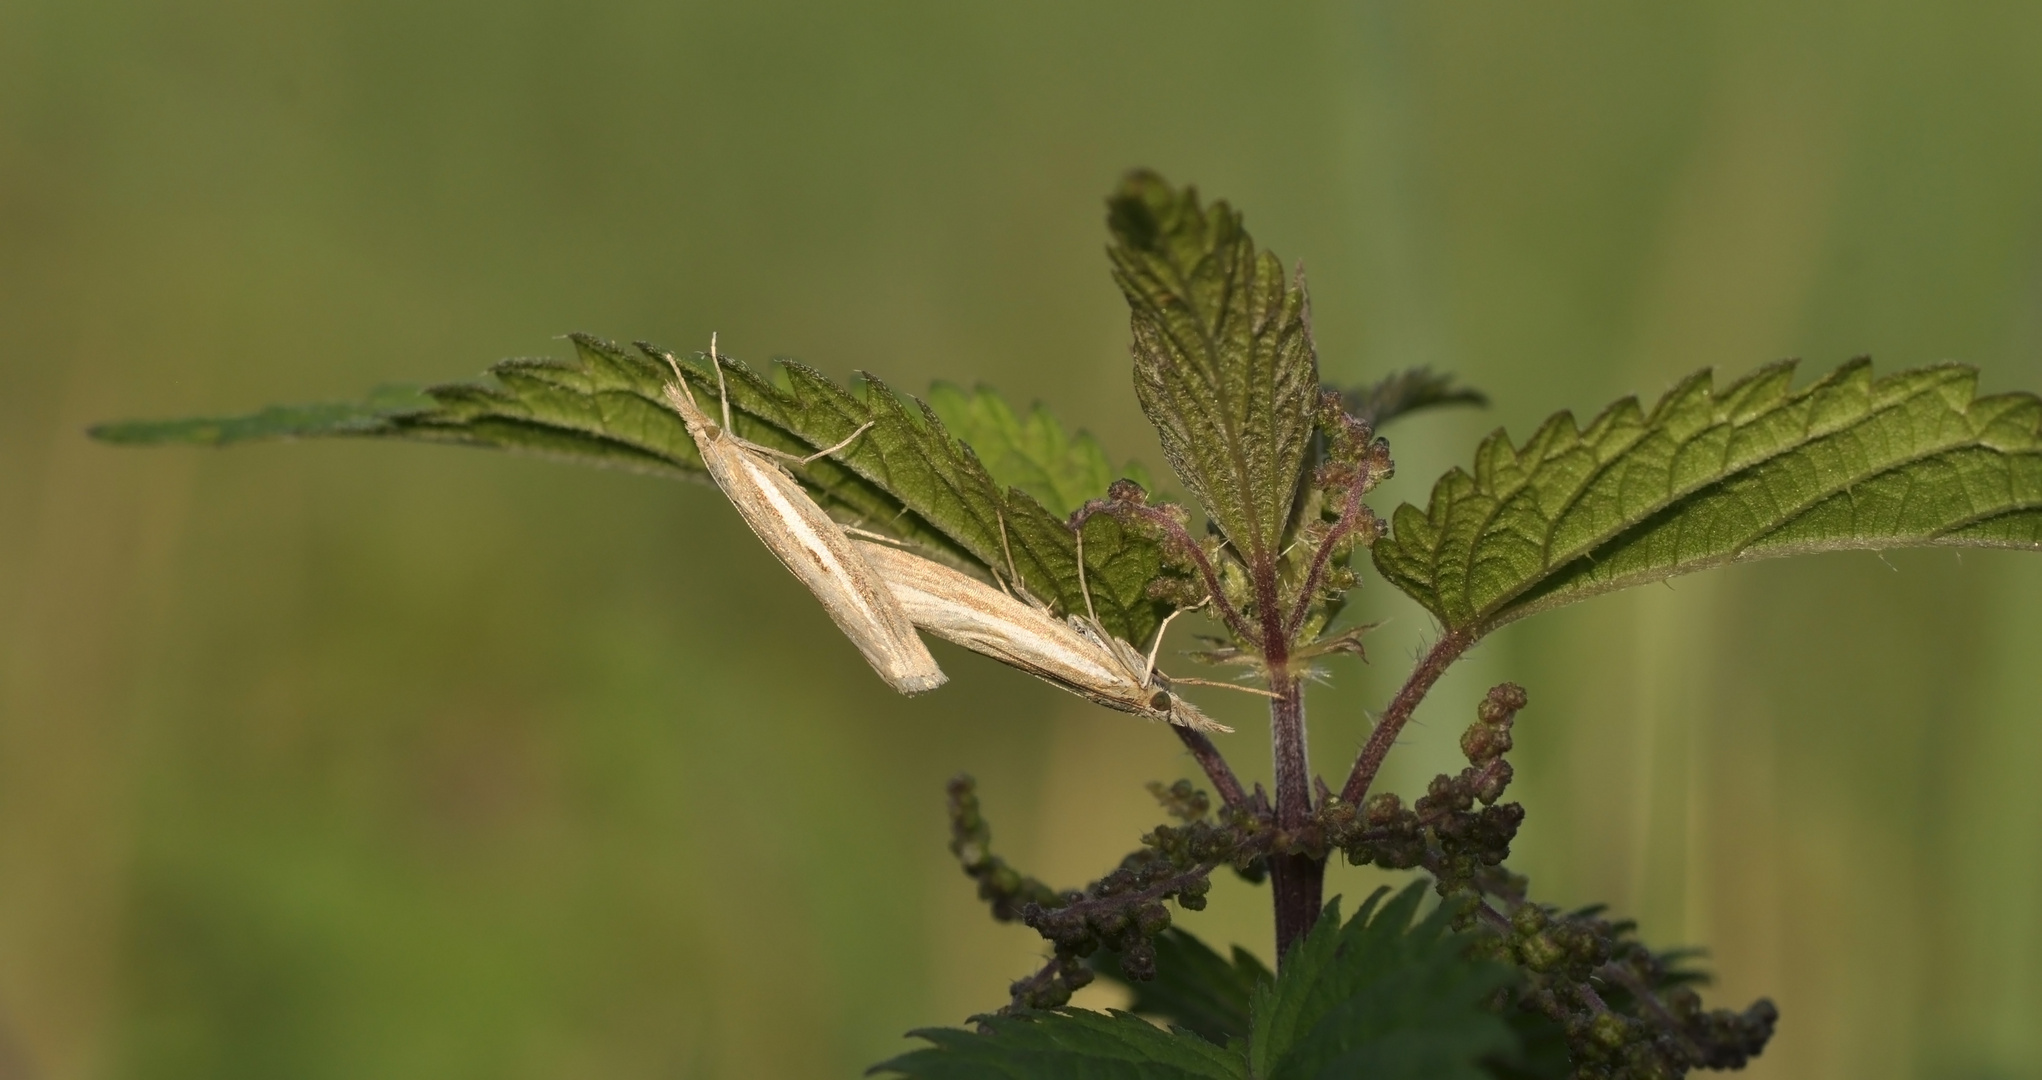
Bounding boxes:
851 542 1231 732
1159 691 1229 734
1076 617 1234 735
703 441 946 695
855 541 1127 692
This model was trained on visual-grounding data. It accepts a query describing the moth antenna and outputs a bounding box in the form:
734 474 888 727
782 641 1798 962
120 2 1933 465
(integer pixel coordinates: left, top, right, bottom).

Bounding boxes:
1075 528 1100 625
993 509 1019 598
709 332 733 432
659 349 700 411
1170 676 1285 701
1144 607 1186 684
798 420 875 464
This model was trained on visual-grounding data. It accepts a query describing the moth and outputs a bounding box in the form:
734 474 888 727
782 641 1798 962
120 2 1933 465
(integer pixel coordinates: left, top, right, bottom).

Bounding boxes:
656 339 947 695
851 538 1231 733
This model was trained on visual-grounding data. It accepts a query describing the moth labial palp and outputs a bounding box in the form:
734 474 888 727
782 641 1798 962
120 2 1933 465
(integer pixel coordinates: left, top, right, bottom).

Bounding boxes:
851 538 1231 733
655 337 946 696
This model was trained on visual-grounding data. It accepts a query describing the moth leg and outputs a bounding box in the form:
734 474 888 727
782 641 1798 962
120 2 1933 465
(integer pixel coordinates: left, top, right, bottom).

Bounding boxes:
796 420 876 464
991 509 1020 598
732 421 875 470
1170 676 1284 701
1143 607 1187 684
843 524 902 545
1075 528 1100 625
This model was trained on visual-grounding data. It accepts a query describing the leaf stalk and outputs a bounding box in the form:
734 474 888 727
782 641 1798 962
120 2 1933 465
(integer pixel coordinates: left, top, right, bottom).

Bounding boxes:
1072 495 1257 644
1281 450 1379 640
1338 627 1476 806
1171 725 1248 809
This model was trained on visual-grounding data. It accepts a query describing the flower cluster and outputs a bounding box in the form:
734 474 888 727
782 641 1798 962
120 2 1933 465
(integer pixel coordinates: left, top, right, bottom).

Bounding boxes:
1478 895 1779 1079
944 683 1777 1075
944 774 1277 1012
1324 682 1530 890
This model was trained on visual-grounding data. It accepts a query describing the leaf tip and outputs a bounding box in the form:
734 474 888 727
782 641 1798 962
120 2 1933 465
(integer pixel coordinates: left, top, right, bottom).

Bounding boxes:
1107 169 1199 254
86 419 203 445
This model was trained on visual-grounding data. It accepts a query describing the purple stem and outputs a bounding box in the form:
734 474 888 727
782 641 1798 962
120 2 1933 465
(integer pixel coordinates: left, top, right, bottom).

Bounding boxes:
1338 628 1475 806
1173 726 1248 809
1071 500 1256 643
1282 459 1377 639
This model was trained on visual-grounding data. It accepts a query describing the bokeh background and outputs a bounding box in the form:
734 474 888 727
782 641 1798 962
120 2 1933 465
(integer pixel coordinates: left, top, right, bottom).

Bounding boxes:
4 2 2041 1077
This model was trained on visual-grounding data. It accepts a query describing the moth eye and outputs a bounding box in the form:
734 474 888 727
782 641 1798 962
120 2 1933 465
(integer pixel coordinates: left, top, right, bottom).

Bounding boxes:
1149 690 1172 711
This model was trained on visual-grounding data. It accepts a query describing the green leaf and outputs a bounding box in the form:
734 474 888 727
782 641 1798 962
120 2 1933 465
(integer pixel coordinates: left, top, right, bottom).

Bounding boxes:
882 887 1518 1080
89 384 441 446
1108 170 1320 565
1340 368 1488 430
1086 927 1273 1047
1375 358 2042 635
1248 883 1517 1080
89 336 1172 643
925 383 1153 518
870 1009 1248 1080
1484 1012 1572 1080
88 343 729 481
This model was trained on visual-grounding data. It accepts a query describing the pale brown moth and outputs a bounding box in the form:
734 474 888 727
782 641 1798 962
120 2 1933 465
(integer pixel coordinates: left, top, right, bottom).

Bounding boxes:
851 537 1232 733
656 338 947 695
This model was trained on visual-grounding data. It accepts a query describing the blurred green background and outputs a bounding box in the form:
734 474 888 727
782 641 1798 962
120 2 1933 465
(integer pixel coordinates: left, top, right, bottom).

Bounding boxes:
4 2 2041 1077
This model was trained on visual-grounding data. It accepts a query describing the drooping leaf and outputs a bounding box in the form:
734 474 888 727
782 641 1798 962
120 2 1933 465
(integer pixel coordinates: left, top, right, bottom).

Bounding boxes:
1086 927 1273 1047
89 384 441 446
869 1008 1247 1080
1247 883 1518 1080
89 335 1171 643
925 383 1153 518
90 345 722 483
1341 368 1488 430
1375 358 2042 635
1107 170 1320 565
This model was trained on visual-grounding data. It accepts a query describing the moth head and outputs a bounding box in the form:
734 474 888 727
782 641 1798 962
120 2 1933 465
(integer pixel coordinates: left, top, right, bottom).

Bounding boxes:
1146 676 1229 733
660 380 712 435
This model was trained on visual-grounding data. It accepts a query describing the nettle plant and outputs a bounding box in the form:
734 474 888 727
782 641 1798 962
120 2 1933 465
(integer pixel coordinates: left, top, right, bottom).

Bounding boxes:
97 172 2042 1079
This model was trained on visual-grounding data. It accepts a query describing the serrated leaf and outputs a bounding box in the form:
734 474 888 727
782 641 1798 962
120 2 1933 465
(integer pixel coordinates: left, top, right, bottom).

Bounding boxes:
870 1008 1248 1080
1108 171 1320 565
1248 883 1517 1080
1086 927 1273 1047
925 383 1153 517
91 347 720 482
1341 368 1488 429
89 336 1172 643
1375 358 2042 635
1484 1011 1572 1080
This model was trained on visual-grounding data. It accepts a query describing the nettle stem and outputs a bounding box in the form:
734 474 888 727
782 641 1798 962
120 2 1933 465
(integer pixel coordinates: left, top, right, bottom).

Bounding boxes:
1266 669 1322 965
1264 616 1476 964
1252 523 1324 964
